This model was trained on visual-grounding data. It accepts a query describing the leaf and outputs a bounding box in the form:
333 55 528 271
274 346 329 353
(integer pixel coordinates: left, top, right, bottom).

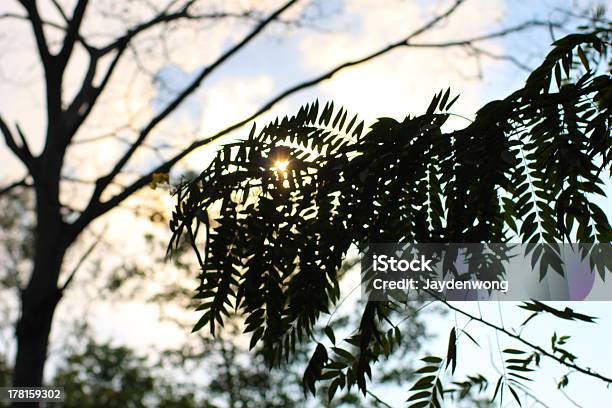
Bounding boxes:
332 347 354 362
410 375 436 391
421 356 442 364
407 391 431 401
416 365 439 374
440 88 451 110
503 349 526 355
328 377 340 401
324 326 336 344
303 343 328 396
576 46 590 71
508 385 522 406
426 91 441 116
461 330 480 348
192 312 210 333
445 327 457 374
446 93 460 110
249 327 264 349
408 401 430 408
491 376 503 402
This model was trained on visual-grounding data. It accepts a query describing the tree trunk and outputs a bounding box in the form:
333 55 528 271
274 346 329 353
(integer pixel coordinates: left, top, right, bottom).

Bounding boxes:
11 180 67 408
12 263 63 388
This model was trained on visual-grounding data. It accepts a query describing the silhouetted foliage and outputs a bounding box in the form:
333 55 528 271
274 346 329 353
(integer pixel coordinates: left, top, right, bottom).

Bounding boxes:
170 24 611 405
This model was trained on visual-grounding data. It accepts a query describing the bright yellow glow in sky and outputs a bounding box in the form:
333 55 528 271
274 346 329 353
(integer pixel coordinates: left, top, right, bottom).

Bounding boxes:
274 159 289 172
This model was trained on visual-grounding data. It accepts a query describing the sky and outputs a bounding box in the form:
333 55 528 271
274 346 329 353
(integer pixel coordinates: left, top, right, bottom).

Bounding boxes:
0 0 611 406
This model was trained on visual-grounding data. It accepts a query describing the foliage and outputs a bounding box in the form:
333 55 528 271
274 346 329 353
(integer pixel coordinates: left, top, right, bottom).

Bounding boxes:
51 338 200 408
170 23 611 406
0 188 34 290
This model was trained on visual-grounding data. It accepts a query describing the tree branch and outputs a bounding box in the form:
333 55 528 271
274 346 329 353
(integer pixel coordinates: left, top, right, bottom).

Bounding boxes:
0 177 30 197
56 0 90 70
0 10 94 52
18 0 52 65
405 20 561 48
79 0 299 222
0 115 33 169
50 0 69 24
15 124 33 159
64 41 128 146
465 44 532 72
60 225 107 291
439 299 612 385
366 390 394 408
97 1 226 56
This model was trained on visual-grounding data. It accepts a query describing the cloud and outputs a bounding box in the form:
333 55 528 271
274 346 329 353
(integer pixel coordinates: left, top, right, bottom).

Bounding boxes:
296 0 510 121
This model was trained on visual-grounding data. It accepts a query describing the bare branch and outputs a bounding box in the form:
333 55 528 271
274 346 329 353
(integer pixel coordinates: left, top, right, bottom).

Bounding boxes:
556 383 586 408
0 178 30 197
50 0 69 24
465 44 532 72
405 20 561 48
97 2 237 56
18 0 52 65
0 10 94 52
15 124 33 159
64 43 128 144
60 175 96 185
60 225 107 291
0 12 28 21
0 115 32 168
57 0 90 70
366 390 393 408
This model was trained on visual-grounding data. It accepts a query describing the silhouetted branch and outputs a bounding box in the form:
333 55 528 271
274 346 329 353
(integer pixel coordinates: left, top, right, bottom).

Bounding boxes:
0 115 32 168
15 124 32 159
64 42 128 143
60 225 108 291
0 178 30 197
96 2 256 56
405 20 561 48
439 298 612 385
18 0 51 65
76 0 300 228
466 44 532 72
56 0 90 70
556 383 586 408
366 390 393 408
50 0 69 24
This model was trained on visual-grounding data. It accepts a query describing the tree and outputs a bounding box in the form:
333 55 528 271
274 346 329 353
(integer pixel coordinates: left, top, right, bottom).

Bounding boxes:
0 0 570 391
171 21 611 406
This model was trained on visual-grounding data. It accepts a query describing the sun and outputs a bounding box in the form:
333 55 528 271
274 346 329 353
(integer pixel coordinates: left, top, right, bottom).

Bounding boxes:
274 160 289 172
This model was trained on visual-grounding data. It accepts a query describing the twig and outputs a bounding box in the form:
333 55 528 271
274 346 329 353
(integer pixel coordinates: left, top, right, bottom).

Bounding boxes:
366 390 394 408
0 178 30 197
437 298 612 385
60 225 108 291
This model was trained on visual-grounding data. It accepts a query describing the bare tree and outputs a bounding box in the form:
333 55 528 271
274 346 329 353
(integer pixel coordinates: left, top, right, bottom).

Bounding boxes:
0 0 570 392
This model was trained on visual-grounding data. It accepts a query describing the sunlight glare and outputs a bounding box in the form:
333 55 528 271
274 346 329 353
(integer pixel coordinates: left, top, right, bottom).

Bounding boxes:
274 160 289 172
